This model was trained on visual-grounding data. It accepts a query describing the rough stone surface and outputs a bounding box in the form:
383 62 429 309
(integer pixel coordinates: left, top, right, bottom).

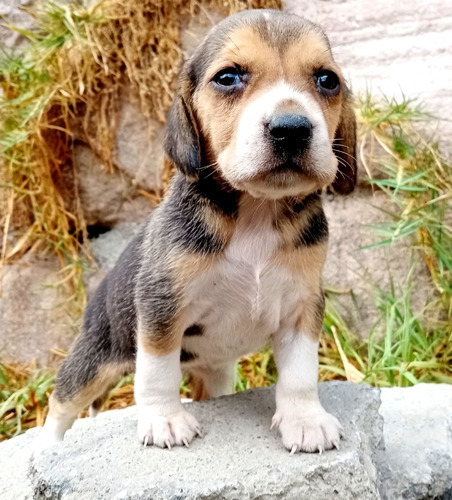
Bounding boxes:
74 144 153 228
73 92 164 228
0 254 76 368
114 96 164 193
0 0 34 48
30 382 383 500
0 430 35 500
378 384 452 500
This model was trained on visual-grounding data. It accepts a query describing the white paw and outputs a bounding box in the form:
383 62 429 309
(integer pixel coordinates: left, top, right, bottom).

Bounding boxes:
32 423 64 458
137 408 202 449
272 407 342 454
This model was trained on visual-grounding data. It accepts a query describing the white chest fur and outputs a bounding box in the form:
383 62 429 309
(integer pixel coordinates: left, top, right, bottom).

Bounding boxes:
182 196 306 365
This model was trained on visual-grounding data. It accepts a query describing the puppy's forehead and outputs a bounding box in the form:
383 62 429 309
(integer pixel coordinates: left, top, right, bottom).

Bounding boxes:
190 10 334 85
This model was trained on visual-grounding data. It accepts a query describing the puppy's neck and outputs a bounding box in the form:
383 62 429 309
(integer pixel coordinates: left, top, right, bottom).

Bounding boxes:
227 194 280 266
194 169 321 223
196 170 240 218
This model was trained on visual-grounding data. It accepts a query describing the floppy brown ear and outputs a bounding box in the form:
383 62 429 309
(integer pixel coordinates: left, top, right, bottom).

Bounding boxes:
164 71 201 180
331 93 357 194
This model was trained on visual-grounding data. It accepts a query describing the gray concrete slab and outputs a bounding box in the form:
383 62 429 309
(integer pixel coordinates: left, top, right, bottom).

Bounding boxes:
379 384 452 500
30 382 382 500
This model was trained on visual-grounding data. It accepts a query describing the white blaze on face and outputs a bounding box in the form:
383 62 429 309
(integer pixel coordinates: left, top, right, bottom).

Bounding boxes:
218 81 337 197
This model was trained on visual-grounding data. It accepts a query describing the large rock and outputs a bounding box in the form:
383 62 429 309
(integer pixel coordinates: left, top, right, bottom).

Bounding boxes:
74 92 163 228
379 384 452 500
114 96 164 193
0 431 34 500
33 382 384 499
74 143 153 228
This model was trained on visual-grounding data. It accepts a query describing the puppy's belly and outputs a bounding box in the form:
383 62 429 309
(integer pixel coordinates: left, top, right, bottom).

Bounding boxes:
181 260 304 365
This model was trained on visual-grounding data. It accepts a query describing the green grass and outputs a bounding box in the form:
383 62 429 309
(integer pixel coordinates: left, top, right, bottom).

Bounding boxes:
0 363 55 440
323 277 451 387
319 93 452 387
359 95 451 306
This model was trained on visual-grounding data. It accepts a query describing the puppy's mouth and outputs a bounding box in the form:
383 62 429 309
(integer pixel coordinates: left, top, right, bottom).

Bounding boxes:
230 152 338 199
272 159 305 173
255 155 318 182
234 164 320 199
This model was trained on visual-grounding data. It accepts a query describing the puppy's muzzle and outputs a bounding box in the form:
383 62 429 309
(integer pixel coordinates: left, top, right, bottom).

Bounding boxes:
267 114 313 157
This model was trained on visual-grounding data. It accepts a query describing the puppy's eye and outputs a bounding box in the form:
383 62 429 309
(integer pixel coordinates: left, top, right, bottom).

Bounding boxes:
214 68 240 87
211 67 249 94
314 70 340 96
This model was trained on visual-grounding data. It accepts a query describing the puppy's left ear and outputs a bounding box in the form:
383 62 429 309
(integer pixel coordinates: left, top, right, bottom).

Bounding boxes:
331 93 357 194
164 68 201 180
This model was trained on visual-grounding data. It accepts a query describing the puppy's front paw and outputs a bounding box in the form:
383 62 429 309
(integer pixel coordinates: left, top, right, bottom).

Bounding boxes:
138 408 202 449
272 407 342 454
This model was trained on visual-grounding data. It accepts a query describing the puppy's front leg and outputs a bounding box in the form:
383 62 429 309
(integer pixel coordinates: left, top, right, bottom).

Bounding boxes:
135 330 201 448
272 328 342 453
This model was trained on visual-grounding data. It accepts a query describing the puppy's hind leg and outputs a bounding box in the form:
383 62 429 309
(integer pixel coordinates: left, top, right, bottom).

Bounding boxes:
36 329 132 451
89 392 110 418
190 363 235 401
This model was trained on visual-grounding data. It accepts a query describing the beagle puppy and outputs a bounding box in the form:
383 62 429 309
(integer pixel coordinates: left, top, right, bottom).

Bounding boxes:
39 9 356 454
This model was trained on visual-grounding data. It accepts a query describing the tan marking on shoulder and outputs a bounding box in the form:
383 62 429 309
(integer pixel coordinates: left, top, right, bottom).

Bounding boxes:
202 201 236 245
137 251 221 357
274 243 327 278
171 251 219 290
138 325 183 357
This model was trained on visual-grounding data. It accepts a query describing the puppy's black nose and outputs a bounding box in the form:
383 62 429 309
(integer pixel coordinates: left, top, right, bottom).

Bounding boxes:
268 114 312 154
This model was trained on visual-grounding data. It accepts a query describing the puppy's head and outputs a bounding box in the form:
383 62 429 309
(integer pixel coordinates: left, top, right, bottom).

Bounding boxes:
165 10 356 199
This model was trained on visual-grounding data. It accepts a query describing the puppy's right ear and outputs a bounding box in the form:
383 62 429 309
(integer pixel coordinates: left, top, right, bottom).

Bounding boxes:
331 91 357 194
164 71 201 180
